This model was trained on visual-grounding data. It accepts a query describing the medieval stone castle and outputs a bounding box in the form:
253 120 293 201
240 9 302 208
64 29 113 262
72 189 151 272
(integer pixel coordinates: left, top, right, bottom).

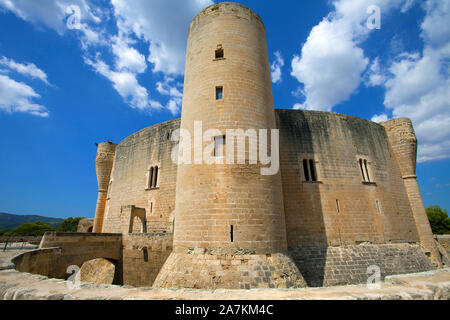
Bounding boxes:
60 2 443 289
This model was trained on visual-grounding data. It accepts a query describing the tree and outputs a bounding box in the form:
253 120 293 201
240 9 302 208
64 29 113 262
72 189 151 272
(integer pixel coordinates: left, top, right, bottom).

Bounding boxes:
0 230 4 236
426 205 450 235
57 217 86 232
4 221 55 237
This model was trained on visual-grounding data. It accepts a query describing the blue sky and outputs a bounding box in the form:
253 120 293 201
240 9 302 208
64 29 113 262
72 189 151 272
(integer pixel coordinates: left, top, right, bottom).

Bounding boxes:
0 0 449 219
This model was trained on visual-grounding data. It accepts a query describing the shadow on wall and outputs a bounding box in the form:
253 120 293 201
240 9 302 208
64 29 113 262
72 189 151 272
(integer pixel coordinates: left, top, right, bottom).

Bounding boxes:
277 110 328 287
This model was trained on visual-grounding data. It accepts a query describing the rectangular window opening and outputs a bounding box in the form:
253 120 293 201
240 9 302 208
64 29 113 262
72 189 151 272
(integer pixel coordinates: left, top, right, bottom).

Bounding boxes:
214 135 226 157
216 86 223 100
215 47 224 59
336 199 340 214
230 225 234 243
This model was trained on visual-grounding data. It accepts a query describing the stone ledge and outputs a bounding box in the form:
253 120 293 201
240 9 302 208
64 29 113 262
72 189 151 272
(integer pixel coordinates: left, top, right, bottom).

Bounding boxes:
1 267 449 300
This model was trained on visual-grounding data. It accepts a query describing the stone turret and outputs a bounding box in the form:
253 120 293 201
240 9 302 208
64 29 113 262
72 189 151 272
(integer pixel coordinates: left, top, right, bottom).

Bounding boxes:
154 2 306 289
93 141 117 233
382 118 442 266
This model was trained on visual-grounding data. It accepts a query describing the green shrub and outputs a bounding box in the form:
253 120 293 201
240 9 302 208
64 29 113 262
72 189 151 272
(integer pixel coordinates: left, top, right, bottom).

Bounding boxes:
427 205 450 235
57 217 86 232
4 221 55 237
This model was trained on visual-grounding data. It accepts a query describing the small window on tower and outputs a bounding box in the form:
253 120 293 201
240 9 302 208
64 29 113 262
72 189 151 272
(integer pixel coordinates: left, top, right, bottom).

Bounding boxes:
216 86 223 100
214 135 226 158
215 45 224 59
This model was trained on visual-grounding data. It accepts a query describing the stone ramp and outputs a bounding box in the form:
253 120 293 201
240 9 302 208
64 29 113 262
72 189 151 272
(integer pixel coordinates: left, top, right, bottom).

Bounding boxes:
1 268 449 300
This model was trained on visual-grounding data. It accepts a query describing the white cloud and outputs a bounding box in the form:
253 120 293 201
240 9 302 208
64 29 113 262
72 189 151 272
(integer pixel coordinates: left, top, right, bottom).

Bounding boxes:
110 0 213 75
0 56 49 84
156 76 183 115
0 0 214 115
111 36 147 74
270 51 284 84
290 0 412 111
0 74 49 117
84 57 162 111
374 0 450 162
291 17 369 111
0 0 100 34
371 113 389 122
365 57 387 87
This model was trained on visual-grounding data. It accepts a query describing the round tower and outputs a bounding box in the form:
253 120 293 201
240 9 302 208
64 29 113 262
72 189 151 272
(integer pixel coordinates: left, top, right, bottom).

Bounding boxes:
382 118 442 266
92 141 117 233
154 2 306 289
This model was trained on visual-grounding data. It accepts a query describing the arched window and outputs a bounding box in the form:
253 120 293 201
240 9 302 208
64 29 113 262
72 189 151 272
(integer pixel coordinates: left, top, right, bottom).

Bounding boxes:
302 158 319 182
359 158 373 183
147 166 159 189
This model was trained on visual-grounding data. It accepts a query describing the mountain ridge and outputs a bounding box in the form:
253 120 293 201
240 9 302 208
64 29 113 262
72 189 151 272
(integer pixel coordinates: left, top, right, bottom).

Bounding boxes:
0 212 65 232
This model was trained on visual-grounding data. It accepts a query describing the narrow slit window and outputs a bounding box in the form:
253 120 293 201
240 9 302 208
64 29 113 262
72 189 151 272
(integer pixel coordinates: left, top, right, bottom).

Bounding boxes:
375 200 382 215
216 86 223 100
215 46 224 59
214 135 226 157
336 199 340 214
230 225 234 243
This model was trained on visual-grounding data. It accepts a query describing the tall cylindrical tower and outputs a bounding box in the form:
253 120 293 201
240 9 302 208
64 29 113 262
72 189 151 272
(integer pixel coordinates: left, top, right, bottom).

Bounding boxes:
382 118 442 267
155 2 306 289
92 142 117 233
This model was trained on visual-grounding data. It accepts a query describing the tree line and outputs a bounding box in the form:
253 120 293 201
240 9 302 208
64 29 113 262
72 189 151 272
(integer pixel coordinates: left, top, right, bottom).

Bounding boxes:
0 217 85 237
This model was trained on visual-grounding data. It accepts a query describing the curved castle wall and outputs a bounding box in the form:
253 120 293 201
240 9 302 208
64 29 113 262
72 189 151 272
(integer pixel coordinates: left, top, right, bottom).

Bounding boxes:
277 110 421 248
101 119 180 234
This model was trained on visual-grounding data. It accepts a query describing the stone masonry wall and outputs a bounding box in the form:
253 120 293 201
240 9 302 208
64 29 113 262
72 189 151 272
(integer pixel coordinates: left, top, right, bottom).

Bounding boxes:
154 252 306 290
276 110 421 248
122 233 173 287
102 119 180 234
33 232 122 281
290 243 434 287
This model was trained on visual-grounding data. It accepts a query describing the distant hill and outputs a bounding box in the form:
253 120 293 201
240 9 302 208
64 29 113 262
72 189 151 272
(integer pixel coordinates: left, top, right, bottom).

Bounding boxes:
0 212 64 232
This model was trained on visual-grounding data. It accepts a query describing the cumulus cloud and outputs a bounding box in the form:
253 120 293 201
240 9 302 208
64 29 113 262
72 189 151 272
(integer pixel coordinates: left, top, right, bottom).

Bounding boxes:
0 0 214 115
365 57 387 87
0 0 100 34
373 0 450 162
0 74 49 117
291 17 369 111
84 57 162 111
111 37 147 74
270 51 284 84
290 0 412 111
371 113 389 123
156 76 183 115
0 56 49 84
110 0 213 75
